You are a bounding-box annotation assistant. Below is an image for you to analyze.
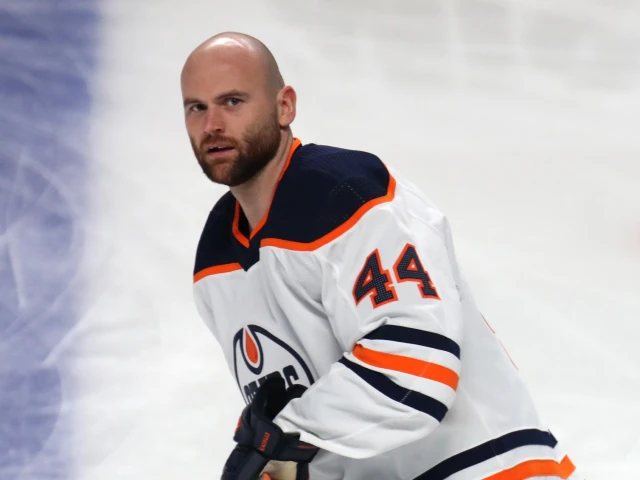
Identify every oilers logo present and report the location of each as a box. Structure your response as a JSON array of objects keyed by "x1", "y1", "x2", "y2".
[{"x1": 233, "y1": 325, "x2": 315, "y2": 404}]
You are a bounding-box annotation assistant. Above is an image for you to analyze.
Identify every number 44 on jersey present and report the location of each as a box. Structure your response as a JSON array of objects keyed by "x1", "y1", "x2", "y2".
[{"x1": 352, "y1": 243, "x2": 440, "y2": 308}]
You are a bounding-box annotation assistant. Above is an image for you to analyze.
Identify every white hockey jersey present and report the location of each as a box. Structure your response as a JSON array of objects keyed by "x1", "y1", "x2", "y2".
[{"x1": 192, "y1": 139, "x2": 578, "y2": 480}]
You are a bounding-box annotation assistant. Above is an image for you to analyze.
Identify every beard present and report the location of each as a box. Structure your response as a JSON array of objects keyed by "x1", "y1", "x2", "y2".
[{"x1": 191, "y1": 109, "x2": 282, "y2": 187}]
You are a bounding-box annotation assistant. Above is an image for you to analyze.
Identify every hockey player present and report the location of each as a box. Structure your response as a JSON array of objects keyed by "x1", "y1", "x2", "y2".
[{"x1": 181, "y1": 32, "x2": 579, "y2": 480}]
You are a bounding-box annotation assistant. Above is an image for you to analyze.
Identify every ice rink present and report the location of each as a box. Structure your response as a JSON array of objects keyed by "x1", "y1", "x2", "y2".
[{"x1": 1, "y1": 0, "x2": 639, "y2": 479}]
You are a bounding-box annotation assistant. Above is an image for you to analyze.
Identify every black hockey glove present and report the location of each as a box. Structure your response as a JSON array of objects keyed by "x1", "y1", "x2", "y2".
[{"x1": 221, "y1": 377, "x2": 319, "y2": 480}]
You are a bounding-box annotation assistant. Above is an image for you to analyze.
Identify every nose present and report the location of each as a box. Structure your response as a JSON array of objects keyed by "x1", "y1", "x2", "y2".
[{"x1": 203, "y1": 106, "x2": 224, "y2": 134}]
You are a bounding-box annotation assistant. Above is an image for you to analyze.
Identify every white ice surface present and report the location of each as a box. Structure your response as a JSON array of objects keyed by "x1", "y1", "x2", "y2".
[{"x1": 71, "y1": 1, "x2": 640, "y2": 478}]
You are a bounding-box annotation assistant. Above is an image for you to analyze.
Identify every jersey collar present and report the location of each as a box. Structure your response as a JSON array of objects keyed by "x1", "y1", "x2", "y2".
[{"x1": 232, "y1": 138, "x2": 302, "y2": 247}]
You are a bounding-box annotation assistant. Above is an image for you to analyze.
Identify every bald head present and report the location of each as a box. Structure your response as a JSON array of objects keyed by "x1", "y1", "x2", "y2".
[
  {"x1": 180, "y1": 32, "x2": 297, "y2": 188},
  {"x1": 182, "y1": 32, "x2": 284, "y2": 97}
]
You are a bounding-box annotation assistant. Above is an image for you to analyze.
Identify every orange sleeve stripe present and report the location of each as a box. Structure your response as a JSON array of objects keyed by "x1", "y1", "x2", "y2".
[
  {"x1": 260, "y1": 174, "x2": 397, "y2": 251},
  {"x1": 483, "y1": 455, "x2": 576, "y2": 480},
  {"x1": 193, "y1": 263, "x2": 243, "y2": 283},
  {"x1": 352, "y1": 344, "x2": 459, "y2": 391}
]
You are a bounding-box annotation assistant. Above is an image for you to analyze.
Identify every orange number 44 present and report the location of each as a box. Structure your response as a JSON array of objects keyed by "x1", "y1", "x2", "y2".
[{"x1": 352, "y1": 243, "x2": 440, "y2": 308}]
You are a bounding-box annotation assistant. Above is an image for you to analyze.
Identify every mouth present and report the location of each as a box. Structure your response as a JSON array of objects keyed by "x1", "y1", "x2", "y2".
[{"x1": 204, "y1": 145, "x2": 235, "y2": 157}]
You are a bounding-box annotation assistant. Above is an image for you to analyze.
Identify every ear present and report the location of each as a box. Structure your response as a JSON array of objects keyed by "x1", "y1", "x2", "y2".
[{"x1": 277, "y1": 86, "x2": 297, "y2": 129}]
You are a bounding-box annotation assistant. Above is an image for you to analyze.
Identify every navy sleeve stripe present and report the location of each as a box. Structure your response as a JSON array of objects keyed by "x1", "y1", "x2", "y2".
[
  {"x1": 414, "y1": 429, "x2": 558, "y2": 480},
  {"x1": 339, "y1": 357, "x2": 448, "y2": 422},
  {"x1": 364, "y1": 325, "x2": 461, "y2": 359}
]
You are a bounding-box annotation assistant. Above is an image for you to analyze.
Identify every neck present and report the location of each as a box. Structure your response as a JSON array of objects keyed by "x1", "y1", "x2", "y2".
[{"x1": 230, "y1": 132, "x2": 294, "y2": 231}]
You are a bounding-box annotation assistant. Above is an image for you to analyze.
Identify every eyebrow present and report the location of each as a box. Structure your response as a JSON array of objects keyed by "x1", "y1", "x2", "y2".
[
  {"x1": 183, "y1": 97, "x2": 202, "y2": 107},
  {"x1": 183, "y1": 90, "x2": 249, "y2": 107}
]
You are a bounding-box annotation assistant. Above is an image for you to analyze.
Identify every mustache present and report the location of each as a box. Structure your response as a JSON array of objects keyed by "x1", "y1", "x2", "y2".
[{"x1": 199, "y1": 134, "x2": 238, "y2": 150}]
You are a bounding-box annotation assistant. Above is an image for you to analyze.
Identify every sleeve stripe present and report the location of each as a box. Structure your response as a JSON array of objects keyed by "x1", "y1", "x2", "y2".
[
  {"x1": 364, "y1": 325, "x2": 461, "y2": 359},
  {"x1": 338, "y1": 357, "x2": 448, "y2": 421},
  {"x1": 352, "y1": 345, "x2": 459, "y2": 391}
]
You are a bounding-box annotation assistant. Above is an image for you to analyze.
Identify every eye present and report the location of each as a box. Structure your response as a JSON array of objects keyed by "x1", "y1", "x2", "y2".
[
  {"x1": 225, "y1": 97, "x2": 242, "y2": 107},
  {"x1": 189, "y1": 103, "x2": 206, "y2": 113}
]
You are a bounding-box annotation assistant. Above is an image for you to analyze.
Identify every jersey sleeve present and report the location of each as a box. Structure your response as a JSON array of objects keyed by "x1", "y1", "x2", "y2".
[{"x1": 273, "y1": 175, "x2": 464, "y2": 459}]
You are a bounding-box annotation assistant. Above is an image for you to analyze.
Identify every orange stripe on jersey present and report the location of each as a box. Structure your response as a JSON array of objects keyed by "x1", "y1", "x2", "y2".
[
  {"x1": 193, "y1": 263, "x2": 243, "y2": 283},
  {"x1": 260, "y1": 174, "x2": 397, "y2": 251},
  {"x1": 231, "y1": 138, "x2": 302, "y2": 247},
  {"x1": 232, "y1": 202, "x2": 250, "y2": 248},
  {"x1": 250, "y1": 137, "x2": 301, "y2": 240},
  {"x1": 352, "y1": 344, "x2": 459, "y2": 391},
  {"x1": 483, "y1": 455, "x2": 575, "y2": 480}
]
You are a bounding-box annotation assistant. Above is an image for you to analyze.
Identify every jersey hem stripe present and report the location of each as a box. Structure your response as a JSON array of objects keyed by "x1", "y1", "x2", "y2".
[
  {"x1": 483, "y1": 455, "x2": 576, "y2": 480},
  {"x1": 413, "y1": 428, "x2": 559, "y2": 480}
]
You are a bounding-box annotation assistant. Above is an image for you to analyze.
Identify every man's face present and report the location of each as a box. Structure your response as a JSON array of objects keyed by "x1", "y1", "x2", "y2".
[{"x1": 181, "y1": 50, "x2": 281, "y2": 187}]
